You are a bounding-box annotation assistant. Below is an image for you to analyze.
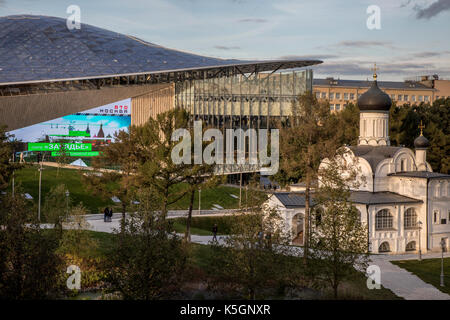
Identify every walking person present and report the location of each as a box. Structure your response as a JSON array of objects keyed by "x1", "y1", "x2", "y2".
[
  {"x1": 212, "y1": 223, "x2": 218, "y2": 243},
  {"x1": 258, "y1": 230, "x2": 264, "y2": 248},
  {"x1": 108, "y1": 207, "x2": 113, "y2": 222},
  {"x1": 265, "y1": 232, "x2": 272, "y2": 250},
  {"x1": 104, "y1": 207, "x2": 109, "y2": 222}
]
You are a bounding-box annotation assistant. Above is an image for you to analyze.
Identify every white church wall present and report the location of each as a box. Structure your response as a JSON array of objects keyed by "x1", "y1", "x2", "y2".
[
  {"x1": 264, "y1": 196, "x2": 305, "y2": 243},
  {"x1": 368, "y1": 203, "x2": 426, "y2": 254},
  {"x1": 374, "y1": 159, "x2": 391, "y2": 192},
  {"x1": 428, "y1": 179, "x2": 450, "y2": 251},
  {"x1": 392, "y1": 148, "x2": 417, "y2": 173}
]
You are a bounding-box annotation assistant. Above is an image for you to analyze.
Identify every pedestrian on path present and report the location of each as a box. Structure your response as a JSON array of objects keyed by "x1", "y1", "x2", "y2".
[
  {"x1": 104, "y1": 207, "x2": 109, "y2": 222},
  {"x1": 108, "y1": 207, "x2": 113, "y2": 222},
  {"x1": 265, "y1": 232, "x2": 272, "y2": 250},
  {"x1": 258, "y1": 231, "x2": 264, "y2": 248},
  {"x1": 212, "y1": 223, "x2": 218, "y2": 242}
]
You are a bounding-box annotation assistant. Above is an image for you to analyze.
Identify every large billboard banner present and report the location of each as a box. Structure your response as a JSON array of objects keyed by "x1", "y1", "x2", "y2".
[{"x1": 8, "y1": 98, "x2": 131, "y2": 143}]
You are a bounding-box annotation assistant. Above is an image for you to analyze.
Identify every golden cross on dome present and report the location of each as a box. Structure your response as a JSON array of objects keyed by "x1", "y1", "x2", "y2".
[
  {"x1": 371, "y1": 63, "x2": 378, "y2": 80},
  {"x1": 418, "y1": 120, "x2": 425, "y2": 135}
]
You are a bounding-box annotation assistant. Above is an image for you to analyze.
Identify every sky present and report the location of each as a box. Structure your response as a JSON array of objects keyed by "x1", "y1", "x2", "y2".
[{"x1": 1, "y1": 0, "x2": 450, "y2": 81}]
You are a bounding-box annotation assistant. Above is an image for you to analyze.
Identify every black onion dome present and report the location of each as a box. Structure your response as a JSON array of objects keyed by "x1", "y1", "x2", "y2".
[
  {"x1": 358, "y1": 80, "x2": 392, "y2": 112},
  {"x1": 414, "y1": 134, "x2": 430, "y2": 149}
]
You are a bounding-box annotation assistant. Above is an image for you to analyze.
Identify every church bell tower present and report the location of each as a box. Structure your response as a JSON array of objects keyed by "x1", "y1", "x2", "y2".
[{"x1": 357, "y1": 64, "x2": 392, "y2": 146}]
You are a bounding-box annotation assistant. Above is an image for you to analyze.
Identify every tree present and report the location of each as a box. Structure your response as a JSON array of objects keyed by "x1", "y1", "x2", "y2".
[
  {"x1": 184, "y1": 168, "x2": 222, "y2": 242},
  {"x1": 57, "y1": 203, "x2": 97, "y2": 258},
  {"x1": 207, "y1": 185, "x2": 302, "y2": 299},
  {"x1": 104, "y1": 188, "x2": 188, "y2": 300},
  {"x1": 182, "y1": 123, "x2": 222, "y2": 242},
  {"x1": 0, "y1": 126, "x2": 22, "y2": 192},
  {"x1": 335, "y1": 102, "x2": 359, "y2": 146},
  {"x1": 42, "y1": 184, "x2": 71, "y2": 237},
  {"x1": 275, "y1": 93, "x2": 342, "y2": 264},
  {"x1": 132, "y1": 108, "x2": 195, "y2": 219},
  {"x1": 83, "y1": 129, "x2": 137, "y2": 232},
  {"x1": 0, "y1": 191, "x2": 63, "y2": 299},
  {"x1": 309, "y1": 153, "x2": 368, "y2": 299},
  {"x1": 389, "y1": 99, "x2": 450, "y2": 173},
  {"x1": 54, "y1": 139, "x2": 71, "y2": 177}
]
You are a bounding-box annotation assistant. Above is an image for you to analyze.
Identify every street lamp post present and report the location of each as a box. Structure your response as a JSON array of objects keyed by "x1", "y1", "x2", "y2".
[
  {"x1": 65, "y1": 190, "x2": 70, "y2": 215},
  {"x1": 440, "y1": 238, "x2": 446, "y2": 287},
  {"x1": 418, "y1": 221, "x2": 422, "y2": 261},
  {"x1": 198, "y1": 188, "x2": 201, "y2": 215},
  {"x1": 38, "y1": 154, "x2": 45, "y2": 223}
]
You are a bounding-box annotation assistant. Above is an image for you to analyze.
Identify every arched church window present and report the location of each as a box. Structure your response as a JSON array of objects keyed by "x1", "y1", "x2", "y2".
[
  {"x1": 405, "y1": 241, "x2": 416, "y2": 251},
  {"x1": 404, "y1": 208, "x2": 417, "y2": 229},
  {"x1": 375, "y1": 209, "x2": 393, "y2": 230},
  {"x1": 379, "y1": 242, "x2": 390, "y2": 253}
]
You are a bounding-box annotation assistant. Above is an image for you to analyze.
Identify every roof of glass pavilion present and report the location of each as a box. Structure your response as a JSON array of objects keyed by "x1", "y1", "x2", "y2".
[{"x1": 0, "y1": 15, "x2": 322, "y2": 86}]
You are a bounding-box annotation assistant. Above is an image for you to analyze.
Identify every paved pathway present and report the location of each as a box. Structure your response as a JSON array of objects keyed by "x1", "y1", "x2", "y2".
[
  {"x1": 370, "y1": 255, "x2": 450, "y2": 300},
  {"x1": 85, "y1": 218, "x2": 450, "y2": 300}
]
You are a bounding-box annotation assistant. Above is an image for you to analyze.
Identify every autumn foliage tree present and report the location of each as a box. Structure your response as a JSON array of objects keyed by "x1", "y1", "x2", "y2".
[{"x1": 275, "y1": 93, "x2": 342, "y2": 263}]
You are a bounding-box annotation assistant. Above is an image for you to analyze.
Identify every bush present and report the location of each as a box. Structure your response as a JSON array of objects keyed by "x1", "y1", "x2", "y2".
[{"x1": 171, "y1": 215, "x2": 252, "y2": 235}]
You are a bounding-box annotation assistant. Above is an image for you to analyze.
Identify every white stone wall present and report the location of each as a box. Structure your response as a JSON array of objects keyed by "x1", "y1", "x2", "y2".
[
  {"x1": 369, "y1": 203, "x2": 425, "y2": 254},
  {"x1": 358, "y1": 111, "x2": 390, "y2": 146},
  {"x1": 428, "y1": 179, "x2": 450, "y2": 251}
]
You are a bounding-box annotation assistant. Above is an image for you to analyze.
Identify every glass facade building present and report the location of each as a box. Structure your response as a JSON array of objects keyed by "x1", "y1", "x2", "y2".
[
  {"x1": 175, "y1": 69, "x2": 313, "y2": 174},
  {"x1": 175, "y1": 69, "x2": 313, "y2": 130}
]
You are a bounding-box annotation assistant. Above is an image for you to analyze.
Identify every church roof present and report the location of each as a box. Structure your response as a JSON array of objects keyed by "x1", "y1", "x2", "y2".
[
  {"x1": 388, "y1": 172, "x2": 450, "y2": 179},
  {"x1": 273, "y1": 191, "x2": 423, "y2": 209},
  {"x1": 357, "y1": 80, "x2": 392, "y2": 112},
  {"x1": 272, "y1": 192, "x2": 315, "y2": 208},
  {"x1": 348, "y1": 145, "x2": 402, "y2": 172},
  {"x1": 349, "y1": 191, "x2": 422, "y2": 205},
  {"x1": 272, "y1": 191, "x2": 422, "y2": 208}
]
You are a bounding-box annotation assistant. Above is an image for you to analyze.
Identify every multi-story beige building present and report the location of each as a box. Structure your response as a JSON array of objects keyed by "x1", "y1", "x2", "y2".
[{"x1": 313, "y1": 75, "x2": 450, "y2": 111}]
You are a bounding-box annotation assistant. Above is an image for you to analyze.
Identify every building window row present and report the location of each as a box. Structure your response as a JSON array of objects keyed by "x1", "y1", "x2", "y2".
[
  {"x1": 330, "y1": 104, "x2": 341, "y2": 111},
  {"x1": 315, "y1": 90, "x2": 446, "y2": 104},
  {"x1": 316, "y1": 91, "x2": 359, "y2": 101},
  {"x1": 375, "y1": 208, "x2": 422, "y2": 230},
  {"x1": 433, "y1": 210, "x2": 449, "y2": 225}
]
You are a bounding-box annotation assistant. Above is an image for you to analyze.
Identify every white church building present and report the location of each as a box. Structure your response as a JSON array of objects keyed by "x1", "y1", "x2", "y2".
[{"x1": 268, "y1": 73, "x2": 450, "y2": 254}]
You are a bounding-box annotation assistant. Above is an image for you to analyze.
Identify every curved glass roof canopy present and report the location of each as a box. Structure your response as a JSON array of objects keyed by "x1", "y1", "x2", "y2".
[{"x1": 0, "y1": 15, "x2": 322, "y2": 86}]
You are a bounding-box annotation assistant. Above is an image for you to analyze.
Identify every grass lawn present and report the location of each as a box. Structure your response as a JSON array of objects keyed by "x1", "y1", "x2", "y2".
[
  {"x1": 11, "y1": 165, "x2": 241, "y2": 214},
  {"x1": 392, "y1": 257, "x2": 450, "y2": 295},
  {"x1": 13, "y1": 165, "x2": 114, "y2": 214}
]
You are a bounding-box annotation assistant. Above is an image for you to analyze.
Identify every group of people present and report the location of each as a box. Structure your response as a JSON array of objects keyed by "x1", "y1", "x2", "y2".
[{"x1": 104, "y1": 207, "x2": 113, "y2": 222}]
